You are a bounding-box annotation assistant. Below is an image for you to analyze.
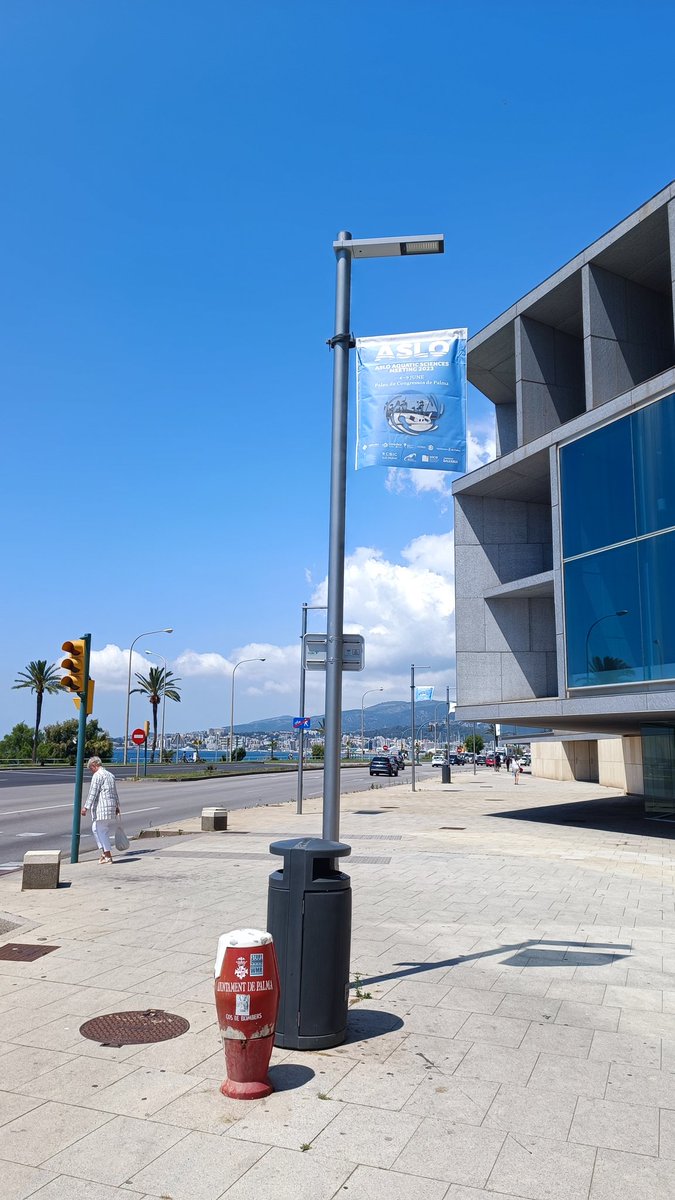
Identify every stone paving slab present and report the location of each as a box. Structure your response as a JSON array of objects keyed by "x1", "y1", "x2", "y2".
[{"x1": 0, "y1": 772, "x2": 674, "y2": 1197}]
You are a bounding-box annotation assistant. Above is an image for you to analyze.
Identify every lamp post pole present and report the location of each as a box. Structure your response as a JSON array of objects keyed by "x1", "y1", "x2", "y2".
[
  {"x1": 229, "y1": 658, "x2": 266, "y2": 764},
  {"x1": 322, "y1": 231, "x2": 444, "y2": 842},
  {"x1": 124, "y1": 627, "x2": 173, "y2": 764},
  {"x1": 361, "y1": 687, "x2": 383, "y2": 763},
  {"x1": 410, "y1": 663, "x2": 430, "y2": 793},
  {"x1": 297, "y1": 603, "x2": 327, "y2": 814},
  {"x1": 144, "y1": 650, "x2": 167, "y2": 764}
]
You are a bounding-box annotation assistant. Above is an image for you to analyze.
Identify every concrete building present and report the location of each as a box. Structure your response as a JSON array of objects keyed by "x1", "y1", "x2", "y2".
[{"x1": 453, "y1": 183, "x2": 675, "y2": 814}]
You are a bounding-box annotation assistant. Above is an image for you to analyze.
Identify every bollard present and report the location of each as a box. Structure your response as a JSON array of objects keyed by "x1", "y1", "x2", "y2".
[
  {"x1": 214, "y1": 928, "x2": 280, "y2": 1100},
  {"x1": 22, "y1": 850, "x2": 61, "y2": 890},
  {"x1": 202, "y1": 807, "x2": 228, "y2": 832}
]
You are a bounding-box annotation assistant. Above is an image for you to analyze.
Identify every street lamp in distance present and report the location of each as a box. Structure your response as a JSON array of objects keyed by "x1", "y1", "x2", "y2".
[
  {"x1": 360, "y1": 687, "x2": 384, "y2": 761},
  {"x1": 229, "y1": 657, "x2": 266, "y2": 763},
  {"x1": 124, "y1": 628, "x2": 173, "y2": 765}
]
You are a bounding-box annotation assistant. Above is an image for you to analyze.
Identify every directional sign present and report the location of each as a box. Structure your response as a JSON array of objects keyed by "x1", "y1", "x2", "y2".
[
  {"x1": 131, "y1": 728, "x2": 147, "y2": 746},
  {"x1": 303, "y1": 633, "x2": 365, "y2": 672},
  {"x1": 293, "y1": 717, "x2": 311, "y2": 729}
]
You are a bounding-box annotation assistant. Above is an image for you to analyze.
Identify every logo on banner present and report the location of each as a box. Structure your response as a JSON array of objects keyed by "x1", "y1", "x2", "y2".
[{"x1": 415, "y1": 686, "x2": 434, "y2": 701}]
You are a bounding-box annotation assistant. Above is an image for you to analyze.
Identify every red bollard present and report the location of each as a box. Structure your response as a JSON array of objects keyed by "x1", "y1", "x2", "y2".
[{"x1": 214, "y1": 928, "x2": 280, "y2": 1100}]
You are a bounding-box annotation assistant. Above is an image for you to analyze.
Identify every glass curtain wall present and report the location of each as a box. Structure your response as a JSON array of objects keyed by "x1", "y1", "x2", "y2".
[{"x1": 561, "y1": 392, "x2": 675, "y2": 688}]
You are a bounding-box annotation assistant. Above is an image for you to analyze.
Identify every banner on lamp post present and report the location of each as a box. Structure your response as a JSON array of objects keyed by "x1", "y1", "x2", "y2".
[
  {"x1": 355, "y1": 328, "x2": 467, "y2": 473},
  {"x1": 415, "y1": 686, "x2": 434, "y2": 701}
]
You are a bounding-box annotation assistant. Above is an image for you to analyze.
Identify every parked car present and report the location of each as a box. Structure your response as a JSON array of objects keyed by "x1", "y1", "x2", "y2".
[
  {"x1": 485, "y1": 754, "x2": 495, "y2": 767},
  {"x1": 476, "y1": 755, "x2": 486, "y2": 765},
  {"x1": 431, "y1": 753, "x2": 446, "y2": 767},
  {"x1": 394, "y1": 753, "x2": 406, "y2": 769},
  {"x1": 447, "y1": 753, "x2": 459, "y2": 765},
  {"x1": 369, "y1": 755, "x2": 398, "y2": 777},
  {"x1": 518, "y1": 755, "x2": 531, "y2": 769}
]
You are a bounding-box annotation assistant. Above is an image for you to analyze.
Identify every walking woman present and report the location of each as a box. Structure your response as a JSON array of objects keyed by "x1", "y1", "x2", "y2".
[{"x1": 81, "y1": 756, "x2": 120, "y2": 863}]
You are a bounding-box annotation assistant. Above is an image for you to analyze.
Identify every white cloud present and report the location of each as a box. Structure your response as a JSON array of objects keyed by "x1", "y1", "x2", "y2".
[
  {"x1": 88, "y1": 531, "x2": 456, "y2": 723},
  {"x1": 384, "y1": 427, "x2": 496, "y2": 505}
]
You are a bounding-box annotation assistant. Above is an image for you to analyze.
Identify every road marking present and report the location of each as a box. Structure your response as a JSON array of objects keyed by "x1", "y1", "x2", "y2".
[
  {"x1": 16, "y1": 833, "x2": 46, "y2": 838},
  {"x1": 120, "y1": 807, "x2": 162, "y2": 815},
  {"x1": 0, "y1": 804, "x2": 72, "y2": 815}
]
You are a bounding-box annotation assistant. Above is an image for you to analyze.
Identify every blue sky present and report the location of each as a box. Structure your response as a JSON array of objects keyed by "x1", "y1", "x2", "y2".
[{"x1": 2, "y1": 0, "x2": 674, "y2": 738}]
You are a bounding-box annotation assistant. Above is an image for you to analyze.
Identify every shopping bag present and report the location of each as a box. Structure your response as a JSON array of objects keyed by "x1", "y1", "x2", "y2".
[{"x1": 114, "y1": 821, "x2": 130, "y2": 852}]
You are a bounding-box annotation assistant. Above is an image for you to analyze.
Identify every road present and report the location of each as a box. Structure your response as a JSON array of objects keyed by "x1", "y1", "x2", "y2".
[{"x1": 0, "y1": 763, "x2": 436, "y2": 870}]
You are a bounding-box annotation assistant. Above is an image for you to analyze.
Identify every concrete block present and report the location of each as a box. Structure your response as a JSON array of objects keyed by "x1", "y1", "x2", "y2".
[
  {"x1": 527, "y1": 501, "x2": 553, "y2": 546},
  {"x1": 457, "y1": 652, "x2": 503, "y2": 705},
  {"x1": 529, "y1": 597, "x2": 556, "y2": 651},
  {"x1": 486, "y1": 599, "x2": 530, "y2": 652},
  {"x1": 455, "y1": 598, "x2": 487, "y2": 652},
  {"x1": 498, "y1": 542, "x2": 545, "y2": 584},
  {"x1": 201, "y1": 808, "x2": 228, "y2": 832},
  {"x1": 454, "y1": 543, "x2": 500, "y2": 599},
  {"x1": 484, "y1": 497, "x2": 528, "y2": 544},
  {"x1": 22, "y1": 850, "x2": 60, "y2": 890},
  {"x1": 501, "y1": 652, "x2": 548, "y2": 701},
  {"x1": 454, "y1": 495, "x2": 484, "y2": 545},
  {"x1": 496, "y1": 401, "x2": 518, "y2": 455}
]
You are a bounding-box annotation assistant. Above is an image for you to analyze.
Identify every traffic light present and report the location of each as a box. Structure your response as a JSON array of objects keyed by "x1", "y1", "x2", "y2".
[
  {"x1": 73, "y1": 679, "x2": 95, "y2": 715},
  {"x1": 61, "y1": 639, "x2": 86, "y2": 694}
]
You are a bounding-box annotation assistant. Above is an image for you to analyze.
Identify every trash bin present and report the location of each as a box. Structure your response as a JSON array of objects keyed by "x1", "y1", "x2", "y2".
[
  {"x1": 441, "y1": 763, "x2": 451, "y2": 784},
  {"x1": 267, "y1": 837, "x2": 351, "y2": 1050}
]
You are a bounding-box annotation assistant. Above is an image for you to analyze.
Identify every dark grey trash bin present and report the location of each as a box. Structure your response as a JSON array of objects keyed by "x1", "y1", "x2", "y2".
[
  {"x1": 441, "y1": 763, "x2": 451, "y2": 783},
  {"x1": 267, "y1": 837, "x2": 351, "y2": 1050}
]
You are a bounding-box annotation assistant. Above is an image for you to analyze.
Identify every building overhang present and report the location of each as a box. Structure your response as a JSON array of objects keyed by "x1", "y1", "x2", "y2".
[{"x1": 455, "y1": 692, "x2": 675, "y2": 738}]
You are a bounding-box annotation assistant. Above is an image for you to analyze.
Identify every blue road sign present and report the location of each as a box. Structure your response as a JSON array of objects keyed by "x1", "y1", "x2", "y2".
[{"x1": 293, "y1": 717, "x2": 311, "y2": 729}]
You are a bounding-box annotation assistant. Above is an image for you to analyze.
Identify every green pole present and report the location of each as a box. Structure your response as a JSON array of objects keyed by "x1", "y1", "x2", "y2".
[{"x1": 70, "y1": 633, "x2": 91, "y2": 864}]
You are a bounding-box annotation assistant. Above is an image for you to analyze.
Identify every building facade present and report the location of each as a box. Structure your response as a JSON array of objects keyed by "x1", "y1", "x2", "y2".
[{"x1": 452, "y1": 183, "x2": 675, "y2": 814}]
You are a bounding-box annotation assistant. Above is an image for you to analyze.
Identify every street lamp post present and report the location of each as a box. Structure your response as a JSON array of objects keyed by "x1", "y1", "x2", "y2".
[
  {"x1": 123, "y1": 627, "x2": 173, "y2": 764},
  {"x1": 323, "y1": 231, "x2": 444, "y2": 842},
  {"x1": 229, "y1": 657, "x2": 266, "y2": 764},
  {"x1": 410, "y1": 663, "x2": 430, "y2": 794},
  {"x1": 297, "y1": 603, "x2": 327, "y2": 815},
  {"x1": 584, "y1": 610, "x2": 629, "y2": 682},
  {"x1": 361, "y1": 688, "x2": 383, "y2": 762},
  {"x1": 144, "y1": 650, "x2": 167, "y2": 764}
]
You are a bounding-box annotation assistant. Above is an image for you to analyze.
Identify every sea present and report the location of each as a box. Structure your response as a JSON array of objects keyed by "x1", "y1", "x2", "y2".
[{"x1": 111, "y1": 748, "x2": 295, "y2": 764}]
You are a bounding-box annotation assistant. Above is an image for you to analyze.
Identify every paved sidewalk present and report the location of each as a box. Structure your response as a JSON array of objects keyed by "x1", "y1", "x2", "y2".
[{"x1": 0, "y1": 770, "x2": 674, "y2": 1199}]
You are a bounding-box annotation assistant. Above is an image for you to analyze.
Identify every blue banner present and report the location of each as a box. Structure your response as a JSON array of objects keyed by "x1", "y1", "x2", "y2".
[
  {"x1": 356, "y1": 329, "x2": 467, "y2": 472},
  {"x1": 415, "y1": 686, "x2": 434, "y2": 701}
]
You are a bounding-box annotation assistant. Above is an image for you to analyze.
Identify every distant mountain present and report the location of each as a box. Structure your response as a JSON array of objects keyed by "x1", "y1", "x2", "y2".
[{"x1": 234, "y1": 700, "x2": 492, "y2": 741}]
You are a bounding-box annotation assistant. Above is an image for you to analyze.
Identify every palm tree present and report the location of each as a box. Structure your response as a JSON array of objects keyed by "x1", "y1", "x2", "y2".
[
  {"x1": 131, "y1": 666, "x2": 181, "y2": 762},
  {"x1": 12, "y1": 660, "x2": 62, "y2": 762},
  {"x1": 589, "y1": 655, "x2": 632, "y2": 680}
]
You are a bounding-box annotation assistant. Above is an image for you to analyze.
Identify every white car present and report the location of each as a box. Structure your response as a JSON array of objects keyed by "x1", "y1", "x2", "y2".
[{"x1": 431, "y1": 753, "x2": 446, "y2": 767}]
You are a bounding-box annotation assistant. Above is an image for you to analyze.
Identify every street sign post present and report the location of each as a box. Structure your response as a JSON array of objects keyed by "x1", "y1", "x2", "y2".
[
  {"x1": 303, "y1": 634, "x2": 365, "y2": 672},
  {"x1": 293, "y1": 717, "x2": 311, "y2": 729},
  {"x1": 131, "y1": 728, "x2": 146, "y2": 778}
]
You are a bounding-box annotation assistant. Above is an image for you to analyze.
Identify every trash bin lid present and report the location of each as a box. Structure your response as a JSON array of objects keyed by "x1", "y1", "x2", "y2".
[{"x1": 269, "y1": 837, "x2": 351, "y2": 858}]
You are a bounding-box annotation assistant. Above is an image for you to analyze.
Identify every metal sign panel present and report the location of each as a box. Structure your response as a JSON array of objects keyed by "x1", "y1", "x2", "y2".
[
  {"x1": 293, "y1": 717, "x2": 311, "y2": 729},
  {"x1": 303, "y1": 633, "x2": 365, "y2": 671}
]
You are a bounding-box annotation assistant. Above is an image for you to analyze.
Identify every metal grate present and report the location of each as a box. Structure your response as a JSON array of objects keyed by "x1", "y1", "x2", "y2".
[
  {"x1": 80, "y1": 1009, "x2": 190, "y2": 1046},
  {"x1": 0, "y1": 943, "x2": 59, "y2": 961}
]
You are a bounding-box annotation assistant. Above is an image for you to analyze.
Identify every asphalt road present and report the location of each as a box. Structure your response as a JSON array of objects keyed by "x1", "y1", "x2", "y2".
[{"x1": 0, "y1": 763, "x2": 435, "y2": 870}]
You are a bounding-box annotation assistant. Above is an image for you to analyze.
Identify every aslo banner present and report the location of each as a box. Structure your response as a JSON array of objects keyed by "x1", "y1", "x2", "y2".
[
  {"x1": 415, "y1": 686, "x2": 434, "y2": 701},
  {"x1": 355, "y1": 329, "x2": 467, "y2": 472}
]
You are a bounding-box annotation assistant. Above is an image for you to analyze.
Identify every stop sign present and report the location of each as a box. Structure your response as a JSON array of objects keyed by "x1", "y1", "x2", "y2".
[{"x1": 131, "y1": 728, "x2": 146, "y2": 746}]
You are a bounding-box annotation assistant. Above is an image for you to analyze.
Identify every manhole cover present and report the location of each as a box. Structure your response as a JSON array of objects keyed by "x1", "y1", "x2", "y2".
[
  {"x1": 0, "y1": 943, "x2": 59, "y2": 961},
  {"x1": 79, "y1": 1009, "x2": 190, "y2": 1046}
]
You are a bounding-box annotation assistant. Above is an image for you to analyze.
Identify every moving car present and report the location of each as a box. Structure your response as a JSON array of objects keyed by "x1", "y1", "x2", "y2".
[
  {"x1": 431, "y1": 753, "x2": 446, "y2": 767},
  {"x1": 369, "y1": 755, "x2": 398, "y2": 777}
]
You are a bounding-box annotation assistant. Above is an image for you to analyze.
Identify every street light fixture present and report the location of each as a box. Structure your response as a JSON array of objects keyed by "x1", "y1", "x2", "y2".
[
  {"x1": 123, "y1": 628, "x2": 173, "y2": 764},
  {"x1": 323, "y1": 230, "x2": 444, "y2": 841},
  {"x1": 229, "y1": 657, "x2": 266, "y2": 763},
  {"x1": 584, "y1": 610, "x2": 629, "y2": 682},
  {"x1": 361, "y1": 687, "x2": 384, "y2": 761},
  {"x1": 144, "y1": 650, "x2": 167, "y2": 765}
]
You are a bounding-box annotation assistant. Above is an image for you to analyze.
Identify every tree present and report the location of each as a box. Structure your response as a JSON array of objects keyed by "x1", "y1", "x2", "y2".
[
  {"x1": 12, "y1": 659, "x2": 62, "y2": 763},
  {"x1": 0, "y1": 722, "x2": 37, "y2": 761},
  {"x1": 131, "y1": 667, "x2": 181, "y2": 762},
  {"x1": 40, "y1": 718, "x2": 112, "y2": 765},
  {"x1": 589, "y1": 655, "x2": 632, "y2": 678},
  {"x1": 311, "y1": 743, "x2": 324, "y2": 760},
  {"x1": 232, "y1": 746, "x2": 246, "y2": 762},
  {"x1": 268, "y1": 737, "x2": 277, "y2": 761},
  {"x1": 465, "y1": 733, "x2": 484, "y2": 754}
]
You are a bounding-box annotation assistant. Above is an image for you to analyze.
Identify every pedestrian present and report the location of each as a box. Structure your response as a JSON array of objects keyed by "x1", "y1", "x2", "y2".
[
  {"x1": 505, "y1": 755, "x2": 512, "y2": 772},
  {"x1": 81, "y1": 756, "x2": 121, "y2": 863},
  {"x1": 510, "y1": 756, "x2": 521, "y2": 785},
  {"x1": 495, "y1": 753, "x2": 502, "y2": 771}
]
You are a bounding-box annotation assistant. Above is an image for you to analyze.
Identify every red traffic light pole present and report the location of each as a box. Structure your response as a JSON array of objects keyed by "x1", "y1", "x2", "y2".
[{"x1": 62, "y1": 634, "x2": 91, "y2": 864}]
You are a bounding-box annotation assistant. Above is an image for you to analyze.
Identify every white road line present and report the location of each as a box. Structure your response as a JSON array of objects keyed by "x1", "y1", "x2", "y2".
[
  {"x1": 119, "y1": 807, "x2": 162, "y2": 815},
  {"x1": 0, "y1": 804, "x2": 72, "y2": 815},
  {"x1": 16, "y1": 833, "x2": 46, "y2": 838}
]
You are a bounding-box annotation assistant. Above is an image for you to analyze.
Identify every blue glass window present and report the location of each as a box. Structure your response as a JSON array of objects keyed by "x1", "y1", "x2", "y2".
[
  {"x1": 563, "y1": 544, "x2": 642, "y2": 688},
  {"x1": 560, "y1": 416, "x2": 635, "y2": 558},
  {"x1": 639, "y1": 531, "x2": 675, "y2": 681},
  {"x1": 633, "y1": 392, "x2": 675, "y2": 536}
]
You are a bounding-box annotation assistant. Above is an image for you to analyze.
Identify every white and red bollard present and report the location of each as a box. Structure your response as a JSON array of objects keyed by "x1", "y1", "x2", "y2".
[{"x1": 214, "y1": 928, "x2": 280, "y2": 1100}]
